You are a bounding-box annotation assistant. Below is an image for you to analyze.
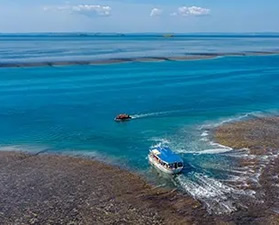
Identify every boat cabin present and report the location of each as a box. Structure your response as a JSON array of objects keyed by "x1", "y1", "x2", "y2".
[{"x1": 149, "y1": 147, "x2": 183, "y2": 173}]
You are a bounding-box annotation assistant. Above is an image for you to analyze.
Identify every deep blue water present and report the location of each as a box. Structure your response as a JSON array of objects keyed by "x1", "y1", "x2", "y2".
[
  {"x1": 1, "y1": 55, "x2": 279, "y2": 161},
  {"x1": 0, "y1": 35, "x2": 279, "y2": 213}
]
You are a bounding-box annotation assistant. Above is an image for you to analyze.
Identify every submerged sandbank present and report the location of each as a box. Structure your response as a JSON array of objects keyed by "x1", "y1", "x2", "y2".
[
  {"x1": 1, "y1": 51, "x2": 279, "y2": 68},
  {"x1": 0, "y1": 151, "x2": 214, "y2": 225}
]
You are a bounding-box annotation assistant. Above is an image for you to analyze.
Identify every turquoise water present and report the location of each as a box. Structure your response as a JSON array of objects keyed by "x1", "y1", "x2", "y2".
[{"x1": 1, "y1": 35, "x2": 279, "y2": 213}]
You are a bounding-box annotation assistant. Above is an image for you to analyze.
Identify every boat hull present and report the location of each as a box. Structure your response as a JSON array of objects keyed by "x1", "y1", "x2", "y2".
[
  {"x1": 148, "y1": 154, "x2": 183, "y2": 174},
  {"x1": 114, "y1": 118, "x2": 131, "y2": 122}
]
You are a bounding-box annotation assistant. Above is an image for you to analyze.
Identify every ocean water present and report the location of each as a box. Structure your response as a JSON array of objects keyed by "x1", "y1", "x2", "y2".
[
  {"x1": 1, "y1": 34, "x2": 279, "y2": 63},
  {"x1": 1, "y1": 34, "x2": 279, "y2": 214}
]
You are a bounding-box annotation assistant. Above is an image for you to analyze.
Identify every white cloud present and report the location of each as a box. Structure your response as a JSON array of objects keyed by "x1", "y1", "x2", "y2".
[
  {"x1": 172, "y1": 6, "x2": 210, "y2": 17},
  {"x1": 150, "y1": 8, "x2": 162, "y2": 17},
  {"x1": 44, "y1": 4, "x2": 111, "y2": 17},
  {"x1": 72, "y1": 5, "x2": 111, "y2": 16}
]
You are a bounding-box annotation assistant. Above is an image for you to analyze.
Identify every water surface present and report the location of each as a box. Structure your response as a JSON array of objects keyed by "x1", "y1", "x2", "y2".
[{"x1": 1, "y1": 34, "x2": 279, "y2": 213}]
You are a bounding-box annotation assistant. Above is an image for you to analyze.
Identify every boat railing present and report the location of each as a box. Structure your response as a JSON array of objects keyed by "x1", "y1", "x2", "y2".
[{"x1": 150, "y1": 152, "x2": 183, "y2": 170}]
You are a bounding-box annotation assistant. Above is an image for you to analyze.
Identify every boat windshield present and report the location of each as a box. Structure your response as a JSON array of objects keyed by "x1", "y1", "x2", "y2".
[{"x1": 165, "y1": 162, "x2": 183, "y2": 169}]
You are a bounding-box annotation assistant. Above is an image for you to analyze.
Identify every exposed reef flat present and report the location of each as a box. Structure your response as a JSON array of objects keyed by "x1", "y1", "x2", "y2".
[
  {"x1": 215, "y1": 116, "x2": 279, "y2": 154},
  {"x1": 1, "y1": 51, "x2": 279, "y2": 68},
  {"x1": 214, "y1": 116, "x2": 279, "y2": 225},
  {"x1": 0, "y1": 151, "x2": 214, "y2": 225}
]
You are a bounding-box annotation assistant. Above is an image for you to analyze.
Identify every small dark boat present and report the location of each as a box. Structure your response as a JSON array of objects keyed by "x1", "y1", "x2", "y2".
[{"x1": 114, "y1": 114, "x2": 132, "y2": 122}]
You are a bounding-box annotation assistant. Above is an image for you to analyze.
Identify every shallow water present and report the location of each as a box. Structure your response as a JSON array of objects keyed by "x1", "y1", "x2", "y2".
[
  {"x1": 1, "y1": 35, "x2": 279, "y2": 213},
  {"x1": 1, "y1": 34, "x2": 279, "y2": 63}
]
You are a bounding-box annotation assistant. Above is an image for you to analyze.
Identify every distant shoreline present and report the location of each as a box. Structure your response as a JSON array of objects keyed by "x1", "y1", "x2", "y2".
[
  {"x1": 1, "y1": 33, "x2": 279, "y2": 37},
  {"x1": 1, "y1": 51, "x2": 279, "y2": 68}
]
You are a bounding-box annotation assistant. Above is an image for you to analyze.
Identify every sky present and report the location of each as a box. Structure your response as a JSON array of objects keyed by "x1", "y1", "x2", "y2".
[{"x1": 0, "y1": 0, "x2": 278, "y2": 33}]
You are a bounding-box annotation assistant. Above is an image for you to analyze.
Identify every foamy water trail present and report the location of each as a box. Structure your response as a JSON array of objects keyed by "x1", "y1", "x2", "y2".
[
  {"x1": 148, "y1": 113, "x2": 268, "y2": 214},
  {"x1": 199, "y1": 111, "x2": 279, "y2": 183},
  {"x1": 150, "y1": 137, "x2": 242, "y2": 214},
  {"x1": 194, "y1": 148, "x2": 233, "y2": 154},
  {"x1": 131, "y1": 112, "x2": 165, "y2": 119},
  {"x1": 131, "y1": 111, "x2": 177, "y2": 119},
  {"x1": 201, "y1": 131, "x2": 209, "y2": 137},
  {"x1": 131, "y1": 109, "x2": 190, "y2": 119},
  {"x1": 176, "y1": 171, "x2": 258, "y2": 214},
  {"x1": 188, "y1": 111, "x2": 279, "y2": 214},
  {"x1": 175, "y1": 172, "x2": 238, "y2": 214},
  {"x1": 149, "y1": 137, "x2": 170, "y2": 146},
  {"x1": 199, "y1": 111, "x2": 263, "y2": 130},
  {"x1": 201, "y1": 110, "x2": 279, "y2": 131}
]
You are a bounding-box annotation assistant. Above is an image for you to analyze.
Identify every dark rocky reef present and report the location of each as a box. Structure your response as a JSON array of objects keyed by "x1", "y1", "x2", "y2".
[
  {"x1": 214, "y1": 116, "x2": 279, "y2": 225},
  {"x1": 215, "y1": 116, "x2": 279, "y2": 153},
  {"x1": 0, "y1": 151, "x2": 214, "y2": 225}
]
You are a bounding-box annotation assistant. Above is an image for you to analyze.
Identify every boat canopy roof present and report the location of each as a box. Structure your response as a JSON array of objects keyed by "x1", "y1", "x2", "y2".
[{"x1": 150, "y1": 147, "x2": 183, "y2": 164}]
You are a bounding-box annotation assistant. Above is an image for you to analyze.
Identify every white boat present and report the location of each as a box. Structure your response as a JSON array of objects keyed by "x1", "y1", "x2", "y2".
[{"x1": 148, "y1": 147, "x2": 184, "y2": 174}]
